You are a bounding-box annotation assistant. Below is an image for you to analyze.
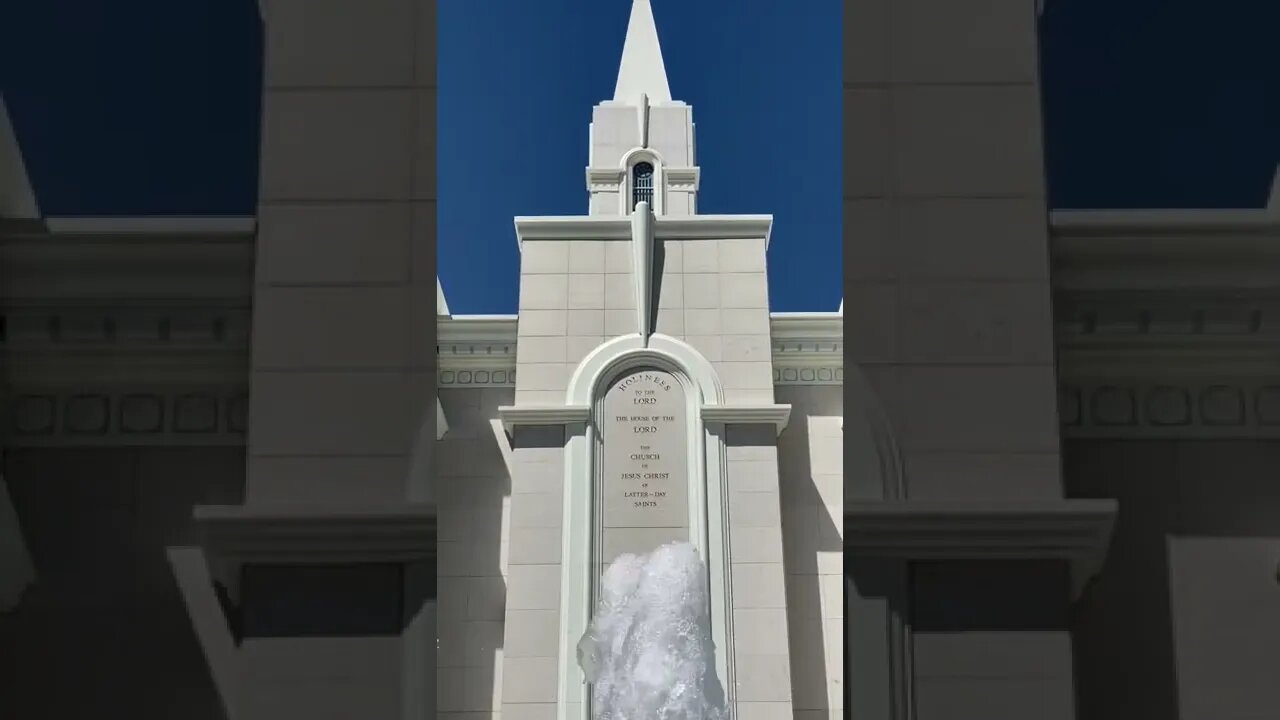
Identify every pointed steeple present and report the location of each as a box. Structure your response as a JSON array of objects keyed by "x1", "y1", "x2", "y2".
[{"x1": 613, "y1": 0, "x2": 672, "y2": 105}]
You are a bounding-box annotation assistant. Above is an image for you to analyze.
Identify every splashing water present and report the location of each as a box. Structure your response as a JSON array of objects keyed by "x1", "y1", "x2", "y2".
[{"x1": 576, "y1": 542, "x2": 726, "y2": 720}]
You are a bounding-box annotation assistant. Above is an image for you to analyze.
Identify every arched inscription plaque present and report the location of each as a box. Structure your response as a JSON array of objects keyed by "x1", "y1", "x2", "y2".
[{"x1": 597, "y1": 368, "x2": 690, "y2": 572}]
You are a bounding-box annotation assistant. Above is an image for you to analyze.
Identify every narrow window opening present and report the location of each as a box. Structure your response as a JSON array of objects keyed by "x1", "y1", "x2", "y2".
[{"x1": 632, "y1": 162, "x2": 654, "y2": 210}]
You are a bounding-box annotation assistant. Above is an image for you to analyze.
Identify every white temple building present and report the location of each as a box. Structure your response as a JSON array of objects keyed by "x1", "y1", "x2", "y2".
[
  {"x1": 4, "y1": 1, "x2": 1280, "y2": 719},
  {"x1": 435, "y1": 0, "x2": 843, "y2": 715}
]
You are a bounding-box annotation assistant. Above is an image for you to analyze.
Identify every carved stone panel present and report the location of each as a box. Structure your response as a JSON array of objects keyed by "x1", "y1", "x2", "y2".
[{"x1": 597, "y1": 368, "x2": 690, "y2": 570}]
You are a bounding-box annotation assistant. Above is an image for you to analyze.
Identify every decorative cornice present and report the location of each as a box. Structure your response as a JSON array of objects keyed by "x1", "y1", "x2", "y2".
[
  {"x1": 654, "y1": 215, "x2": 772, "y2": 243},
  {"x1": 701, "y1": 404, "x2": 792, "y2": 434},
  {"x1": 1, "y1": 303, "x2": 253, "y2": 347},
  {"x1": 844, "y1": 498, "x2": 1118, "y2": 598},
  {"x1": 1050, "y1": 209, "x2": 1278, "y2": 236},
  {"x1": 436, "y1": 314, "x2": 844, "y2": 384},
  {"x1": 1050, "y1": 208, "x2": 1280, "y2": 290},
  {"x1": 767, "y1": 312, "x2": 842, "y2": 338},
  {"x1": 515, "y1": 217, "x2": 632, "y2": 244},
  {"x1": 41, "y1": 217, "x2": 257, "y2": 234},
  {"x1": 586, "y1": 167, "x2": 627, "y2": 192},
  {"x1": 495, "y1": 403, "x2": 791, "y2": 434},
  {"x1": 436, "y1": 315, "x2": 517, "y2": 377},
  {"x1": 6, "y1": 212, "x2": 1279, "y2": 443},
  {"x1": 1055, "y1": 290, "x2": 1279, "y2": 337},
  {"x1": 664, "y1": 167, "x2": 700, "y2": 191},
  {"x1": 772, "y1": 366, "x2": 843, "y2": 385},
  {"x1": 514, "y1": 214, "x2": 773, "y2": 248},
  {"x1": 0, "y1": 224, "x2": 255, "y2": 301},
  {"x1": 768, "y1": 312, "x2": 842, "y2": 377},
  {"x1": 439, "y1": 367, "x2": 517, "y2": 388},
  {"x1": 195, "y1": 503, "x2": 437, "y2": 563},
  {"x1": 1055, "y1": 289, "x2": 1280, "y2": 380},
  {"x1": 1059, "y1": 344, "x2": 1280, "y2": 380}
]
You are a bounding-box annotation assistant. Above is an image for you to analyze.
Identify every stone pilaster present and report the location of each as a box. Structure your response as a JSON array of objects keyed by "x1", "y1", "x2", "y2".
[
  {"x1": 195, "y1": 1, "x2": 439, "y2": 718},
  {"x1": 843, "y1": 1, "x2": 1110, "y2": 718}
]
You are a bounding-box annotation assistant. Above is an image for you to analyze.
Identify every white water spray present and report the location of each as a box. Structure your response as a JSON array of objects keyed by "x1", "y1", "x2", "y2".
[{"x1": 576, "y1": 541, "x2": 726, "y2": 720}]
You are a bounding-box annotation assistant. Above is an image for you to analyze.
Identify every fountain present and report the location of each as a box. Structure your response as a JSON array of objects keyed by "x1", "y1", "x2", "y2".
[{"x1": 576, "y1": 542, "x2": 727, "y2": 720}]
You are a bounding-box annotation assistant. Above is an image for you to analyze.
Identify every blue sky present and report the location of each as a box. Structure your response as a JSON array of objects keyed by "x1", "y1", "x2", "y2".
[
  {"x1": 1039, "y1": 0, "x2": 1277, "y2": 210},
  {"x1": 439, "y1": 0, "x2": 843, "y2": 313},
  {"x1": 2, "y1": 1, "x2": 1277, "y2": 313}
]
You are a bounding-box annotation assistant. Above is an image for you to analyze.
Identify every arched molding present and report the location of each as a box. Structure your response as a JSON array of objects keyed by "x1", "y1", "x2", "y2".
[
  {"x1": 844, "y1": 363, "x2": 905, "y2": 501},
  {"x1": 565, "y1": 332, "x2": 723, "y2": 407},
  {"x1": 618, "y1": 147, "x2": 666, "y2": 216},
  {"x1": 557, "y1": 332, "x2": 734, "y2": 719},
  {"x1": 842, "y1": 363, "x2": 909, "y2": 720}
]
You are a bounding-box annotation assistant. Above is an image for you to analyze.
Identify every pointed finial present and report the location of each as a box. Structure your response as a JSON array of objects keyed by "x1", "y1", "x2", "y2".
[
  {"x1": 613, "y1": 0, "x2": 672, "y2": 105},
  {"x1": 1268, "y1": 163, "x2": 1280, "y2": 214},
  {"x1": 436, "y1": 277, "x2": 450, "y2": 317}
]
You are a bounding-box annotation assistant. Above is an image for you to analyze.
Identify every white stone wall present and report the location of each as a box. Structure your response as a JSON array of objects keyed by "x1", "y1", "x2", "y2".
[
  {"x1": 724, "y1": 423, "x2": 796, "y2": 716},
  {"x1": 436, "y1": 375, "x2": 842, "y2": 719},
  {"x1": 502, "y1": 425, "x2": 570, "y2": 719},
  {"x1": 647, "y1": 105, "x2": 693, "y2": 167},
  {"x1": 663, "y1": 237, "x2": 776, "y2": 406},
  {"x1": 514, "y1": 239, "x2": 640, "y2": 404},
  {"x1": 436, "y1": 387, "x2": 513, "y2": 718},
  {"x1": 777, "y1": 384, "x2": 845, "y2": 720},
  {"x1": 513, "y1": 233, "x2": 774, "y2": 407},
  {"x1": 590, "y1": 105, "x2": 643, "y2": 181},
  {"x1": 505, "y1": 224, "x2": 797, "y2": 715},
  {"x1": 248, "y1": 0, "x2": 437, "y2": 508}
]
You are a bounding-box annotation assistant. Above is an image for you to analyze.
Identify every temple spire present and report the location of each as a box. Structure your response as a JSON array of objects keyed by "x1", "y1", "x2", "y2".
[{"x1": 613, "y1": 0, "x2": 672, "y2": 105}]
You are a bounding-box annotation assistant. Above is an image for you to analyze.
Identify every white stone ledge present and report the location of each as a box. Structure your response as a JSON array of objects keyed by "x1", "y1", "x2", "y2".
[
  {"x1": 844, "y1": 499, "x2": 1117, "y2": 598},
  {"x1": 1051, "y1": 209, "x2": 1280, "y2": 289},
  {"x1": 1051, "y1": 208, "x2": 1278, "y2": 236},
  {"x1": 495, "y1": 403, "x2": 792, "y2": 434},
  {"x1": 497, "y1": 405, "x2": 591, "y2": 434},
  {"x1": 42, "y1": 216, "x2": 257, "y2": 235},
  {"x1": 701, "y1": 404, "x2": 792, "y2": 434},
  {"x1": 514, "y1": 214, "x2": 772, "y2": 247},
  {"x1": 195, "y1": 503, "x2": 437, "y2": 563}
]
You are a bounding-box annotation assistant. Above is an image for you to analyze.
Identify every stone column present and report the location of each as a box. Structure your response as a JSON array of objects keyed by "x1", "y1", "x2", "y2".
[
  {"x1": 501, "y1": 424, "x2": 570, "y2": 719},
  {"x1": 207, "y1": 0, "x2": 438, "y2": 717},
  {"x1": 724, "y1": 423, "x2": 796, "y2": 716},
  {"x1": 249, "y1": 0, "x2": 435, "y2": 506},
  {"x1": 846, "y1": 0, "x2": 1060, "y2": 496},
  {"x1": 843, "y1": 1, "x2": 1103, "y2": 718}
]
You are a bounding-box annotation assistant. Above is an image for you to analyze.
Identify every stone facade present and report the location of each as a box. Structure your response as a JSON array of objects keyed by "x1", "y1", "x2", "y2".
[
  {"x1": 2, "y1": 1, "x2": 1279, "y2": 720},
  {"x1": 436, "y1": 3, "x2": 843, "y2": 714}
]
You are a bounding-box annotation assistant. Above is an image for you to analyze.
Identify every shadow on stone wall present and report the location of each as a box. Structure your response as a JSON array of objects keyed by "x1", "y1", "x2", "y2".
[
  {"x1": 435, "y1": 387, "x2": 512, "y2": 712},
  {"x1": 776, "y1": 390, "x2": 843, "y2": 716},
  {"x1": 1065, "y1": 439, "x2": 1280, "y2": 720},
  {"x1": 0, "y1": 447, "x2": 243, "y2": 719}
]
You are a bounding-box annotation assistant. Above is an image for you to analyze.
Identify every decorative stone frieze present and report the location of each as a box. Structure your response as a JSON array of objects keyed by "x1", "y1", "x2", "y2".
[
  {"x1": 4, "y1": 386, "x2": 249, "y2": 446},
  {"x1": 1059, "y1": 380, "x2": 1280, "y2": 438}
]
